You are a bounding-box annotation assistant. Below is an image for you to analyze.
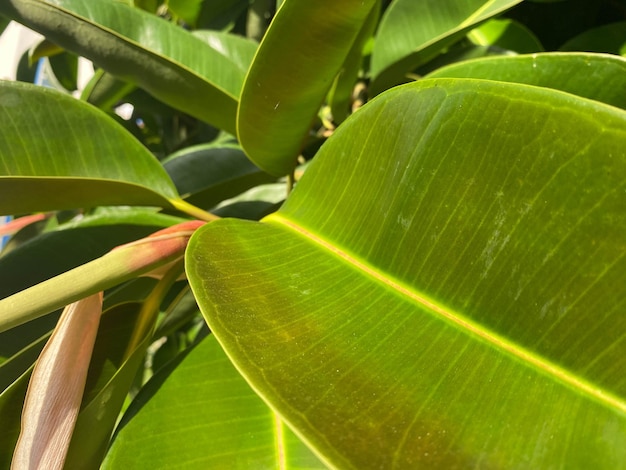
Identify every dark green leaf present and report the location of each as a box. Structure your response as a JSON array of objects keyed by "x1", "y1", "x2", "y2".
[
  {"x1": 0, "y1": 0, "x2": 248, "y2": 133},
  {"x1": 560, "y1": 22, "x2": 626, "y2": 55},
  {"x1": 163, "y1": 144, "x2": 276, "y2": 209}
]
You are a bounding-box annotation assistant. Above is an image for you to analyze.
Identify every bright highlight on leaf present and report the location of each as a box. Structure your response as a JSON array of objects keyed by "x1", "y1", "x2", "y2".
[{"x1": 12, "y1": 293, "x2": 103, "y2": 470}]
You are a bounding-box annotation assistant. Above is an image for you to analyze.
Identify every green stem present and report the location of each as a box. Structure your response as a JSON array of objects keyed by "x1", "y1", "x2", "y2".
[
  {"x1": 123, "y1": 259, "x2": 185, "y2": 361},
  {"x1": 287, "y1": 169, "x2": 295, "y2": 195},
  {"x1": 170, "y1": 198, "x2": 219, "y2": 222}
]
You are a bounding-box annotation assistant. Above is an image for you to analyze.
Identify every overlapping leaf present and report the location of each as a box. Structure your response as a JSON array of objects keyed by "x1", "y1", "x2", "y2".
[
  {"x1": 188, "y1": 79, "x2": 626, "y2": 468},
  {"x1": 237, "y1": 0, "x2": 377, "y2": 176},
  {"x1": 0, "y1": 0, "x2": 249, "y2": 133},
  {"x1": 370, "y1": 0, "x2": 523, "y2": 93},
  {"x1": 0, "y1": 81, "x2": 179, "y2": 214},
  {"x1": 427, "y1": 52, "x2": 626, "y2": 110}
]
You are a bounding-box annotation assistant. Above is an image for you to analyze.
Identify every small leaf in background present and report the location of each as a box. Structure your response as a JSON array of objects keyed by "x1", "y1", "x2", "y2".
[
  {"x1": 163, "y1": 144, "x2": 276, "y2": 210},
  {"x1": 370, "y1": 0, "x2": 523, "y2": 93},
  {"x1": 12, "y1": 293, "x2": 103, "y2": 470}
]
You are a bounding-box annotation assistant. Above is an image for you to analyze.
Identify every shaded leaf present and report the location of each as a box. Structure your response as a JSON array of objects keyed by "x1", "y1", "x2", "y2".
[
  {"x1": 560, "y1": 21, "x2": 626, "y2": 55},
  {"x1": 164, "y1": 144, "x2": 276, "y2": 209},
  {"x1": 0, "y1": 368, "x2": 32, "y2": 469}
]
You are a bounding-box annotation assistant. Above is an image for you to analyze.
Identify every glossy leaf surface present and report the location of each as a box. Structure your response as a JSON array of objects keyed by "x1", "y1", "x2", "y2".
[
  {"x1": 0, "y1": 81, "x2": 178, "y2": 214},
  {"x1": 426, "y1": 52, "x2": 626, "y2": 110},
  {"x1": 370, "y1": 0, "x2": 523, "y2": 93},
  {"x1": 104, "y1": 334, "x2": 327, "y2": 469},
  {"x1": 0, "y1": 0, "x2": 247, "y2": 133},
  {"x1": 237, "y1": 0, "x2": 377, "y2": 176},
  {"x1": 188, "y1": 79, "x2": 626, "y2": 468}
]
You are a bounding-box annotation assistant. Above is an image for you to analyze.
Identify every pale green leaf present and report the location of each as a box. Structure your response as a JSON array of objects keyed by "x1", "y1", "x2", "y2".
[
  {"x1": 426, "y1": 52, "x2": 626, "y2": 110},
  {"x1": 188, "y1": 79, "x2": 626, "y2": 468}
]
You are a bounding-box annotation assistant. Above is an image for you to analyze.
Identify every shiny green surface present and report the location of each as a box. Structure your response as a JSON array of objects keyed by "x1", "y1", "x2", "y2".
[
  {"x1": 188, "y1": 79, "x2": 626, "y2": 468},
  {"x1": 427, "y1": 52, "x2": 626, "y2": 110},
  {"x1": 370, "y1": 0, "x2": 522, "y2": 93},
  {"x1": 0, "y1": 81, "x2": 178, "y2": 213},
  {"x1": 0, "y1": 0, "x2": 248, "y2": 133}
]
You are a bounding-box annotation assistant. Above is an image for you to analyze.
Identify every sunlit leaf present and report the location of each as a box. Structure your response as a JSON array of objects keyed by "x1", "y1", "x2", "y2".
[
  {"x1": 0, "y1": 81, "x2": 179, "y2": 214},
  {"x1": 188, "y1": 79, "x2": 626, "y2": 468},
  {"x1": 0, "y1": 0, "x2": 248, "y2": 133},
  {"x1": 426, "y1": 52, "x2": 626, "y2": 110}
]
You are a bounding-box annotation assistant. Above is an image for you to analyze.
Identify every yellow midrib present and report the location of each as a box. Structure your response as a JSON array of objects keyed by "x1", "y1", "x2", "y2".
[{"x1": 267, "y1": 213, "x2": 626, "y2": 414}]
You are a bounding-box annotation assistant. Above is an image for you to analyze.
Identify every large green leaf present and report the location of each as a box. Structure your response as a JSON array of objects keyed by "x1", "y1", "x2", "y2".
[
  {"x1": 426, "y1": 52, "x2": 626, "y2": 110},
  {"x1": 237, "y1": 0, "x2": 377, "y2": 176},
  {"x1": 0, "y1": 81, "x2": 179, "y2": 214},
  {"x1": 370, "y1": 0, "x2": 523, "y2": 94},
  {"x1": 104, "y1": 334, "x2": 327, "y2": 469},
  {"x1": 0, "y1": 0, "x2": 247, "y2": 133},
  {"x1": 187, "y1": 79, "x2": 626, "y2": 468}
]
